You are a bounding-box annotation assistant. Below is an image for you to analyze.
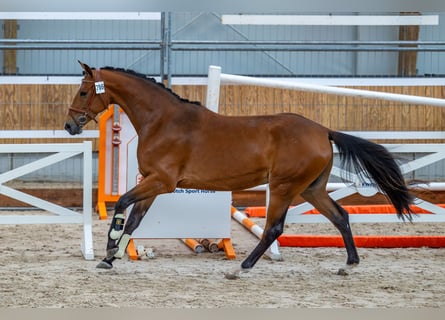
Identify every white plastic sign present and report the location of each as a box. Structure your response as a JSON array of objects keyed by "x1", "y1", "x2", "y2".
[{"x1": 95, "y1": 81, "x2": 105, "y2": 94}]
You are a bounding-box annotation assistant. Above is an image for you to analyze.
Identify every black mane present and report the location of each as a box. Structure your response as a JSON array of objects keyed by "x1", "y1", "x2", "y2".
[{"x1": 101, "y1": 66, "x2": 203, "y2": 106}]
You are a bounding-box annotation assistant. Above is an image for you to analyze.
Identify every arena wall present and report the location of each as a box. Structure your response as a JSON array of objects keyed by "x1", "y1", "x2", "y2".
[{"x1": 1, "y1": 83, "x2": 444, "y2": 148}]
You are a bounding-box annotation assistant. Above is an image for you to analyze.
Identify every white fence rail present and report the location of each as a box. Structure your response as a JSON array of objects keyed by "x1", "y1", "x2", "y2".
[
  {"x1": 0, "y1": 130, "x2": 99, "y2": 139},
  {"x1": 0, "y1": 139, "x2": 94, "y2": 260}
]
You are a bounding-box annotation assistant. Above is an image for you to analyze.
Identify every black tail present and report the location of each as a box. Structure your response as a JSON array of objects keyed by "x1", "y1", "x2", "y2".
[{"x1": 329, "y1": 130, "x2": 414, "y2": 221}]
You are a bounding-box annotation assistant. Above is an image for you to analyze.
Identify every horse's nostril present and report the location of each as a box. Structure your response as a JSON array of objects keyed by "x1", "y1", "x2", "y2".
[{"x1": 64, "y1": 122, "x2": 77, "y2": 135}]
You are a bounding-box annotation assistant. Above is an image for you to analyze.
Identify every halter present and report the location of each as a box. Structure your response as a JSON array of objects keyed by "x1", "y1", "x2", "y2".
[{"x1": 68, "y1": 69, "x2": 108, "y2": 126}]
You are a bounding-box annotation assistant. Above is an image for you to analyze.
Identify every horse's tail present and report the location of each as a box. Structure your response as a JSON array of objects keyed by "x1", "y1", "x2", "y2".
[{"x1": 328, "y1": 130, "x2": 414, "y2": 221}]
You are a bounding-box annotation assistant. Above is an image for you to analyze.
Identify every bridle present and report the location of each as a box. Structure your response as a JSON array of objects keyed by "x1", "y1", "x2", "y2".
[{"x1": 68, "y1": 69, "x2": 109, "y2": 126}]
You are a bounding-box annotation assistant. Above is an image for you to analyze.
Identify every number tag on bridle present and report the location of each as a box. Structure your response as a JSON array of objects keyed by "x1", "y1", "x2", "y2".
[{"x1": 95, "y1": 81, "x2": 105, "y2": 94}]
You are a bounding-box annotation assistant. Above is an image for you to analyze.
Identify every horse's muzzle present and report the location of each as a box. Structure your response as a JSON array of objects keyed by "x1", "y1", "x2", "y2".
[{"x1": 64, "y1": 121, "x2": 82, "y2": 135}]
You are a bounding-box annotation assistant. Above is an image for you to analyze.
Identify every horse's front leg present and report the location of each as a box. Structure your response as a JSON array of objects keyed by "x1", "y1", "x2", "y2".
[
  {"x1": 95, "y1": 170, "x2": 178, "y2": 269},
  {"x1": 97, "y1": 197, "x2": 155, "y2": 269}
]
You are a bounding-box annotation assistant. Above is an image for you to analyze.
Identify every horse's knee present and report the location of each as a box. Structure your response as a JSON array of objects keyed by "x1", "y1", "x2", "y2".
[{"x1": 114, "y1": 196, "x2": 131, "y2": 213}]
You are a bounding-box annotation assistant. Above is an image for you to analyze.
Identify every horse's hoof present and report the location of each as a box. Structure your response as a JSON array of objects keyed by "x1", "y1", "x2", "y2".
[
  {"x1": 96, "y1": 259, "x2": 113, "y2": 269},
  {"x1": 224, "y1": 272, "x2": 240, "y2": 280},
  {"x1": 224, "y1": 267, "x2": 250, "y2": 280},
  {"x1": 337, "y1": 263, "x2": 357, "y2": 276},
  {"x1": 224, "y1": 267, "x2": 241, "y2": 280},
  {"x1": 337, "y1": 268, "x2": 349, "y2": 276}
]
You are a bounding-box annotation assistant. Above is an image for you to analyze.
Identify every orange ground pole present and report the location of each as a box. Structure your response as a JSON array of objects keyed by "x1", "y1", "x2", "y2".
[
  {"x1": 232, "y1": 206, "x2": 445, "y2": 249},
  {"x1": 277, "y1": 234, "x2": 445, "y2": 248},
  {"x1": 245, "y1": 204, "x2": 445, "y2": 218}
]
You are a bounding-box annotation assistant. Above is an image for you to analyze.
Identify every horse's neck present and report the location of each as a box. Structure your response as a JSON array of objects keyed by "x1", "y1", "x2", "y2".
[{"x1": 106, "y1": 76, "x2": 172, "y2": 134}]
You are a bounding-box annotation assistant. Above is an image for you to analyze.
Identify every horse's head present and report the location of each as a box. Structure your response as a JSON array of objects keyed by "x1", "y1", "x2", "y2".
[{"x1": 64, "y1": 61, "x2": 110, "y2": 135}]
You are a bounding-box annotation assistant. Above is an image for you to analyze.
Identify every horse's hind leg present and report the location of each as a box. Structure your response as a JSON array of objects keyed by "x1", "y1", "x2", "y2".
[
  {"x1": 301, "y1": 186, "x2": 359, "y2": 269},
  {"x1": 229, "y1": 186, "x2": 294, "y2": 277}
]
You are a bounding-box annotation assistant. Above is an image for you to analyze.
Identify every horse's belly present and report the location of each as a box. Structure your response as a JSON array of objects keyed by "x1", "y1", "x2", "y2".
[{"x1": 177, "y1": 166, "x2": 268, "y2": 191}]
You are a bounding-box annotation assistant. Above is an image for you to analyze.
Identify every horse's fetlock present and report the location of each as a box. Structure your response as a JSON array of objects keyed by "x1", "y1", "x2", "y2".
[
  {"x1": 106, "y1": 247, "x2": 119, "y2": 259},
  {"x1": 241, "y1": 260, "x2": 254, "y2": 269},
  {"x1": 347, "y1": 257, "x2": 360, "y2": 265}
]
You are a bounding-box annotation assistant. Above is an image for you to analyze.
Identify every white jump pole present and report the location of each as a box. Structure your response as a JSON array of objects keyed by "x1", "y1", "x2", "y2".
[{"x1": 218, "y1": 71, "x2": 445, "y2": 108}]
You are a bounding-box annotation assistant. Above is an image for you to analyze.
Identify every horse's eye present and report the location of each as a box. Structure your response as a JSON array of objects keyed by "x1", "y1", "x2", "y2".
[{"x1": 80, "y1": 91, "x2": 87, "y2": 97}]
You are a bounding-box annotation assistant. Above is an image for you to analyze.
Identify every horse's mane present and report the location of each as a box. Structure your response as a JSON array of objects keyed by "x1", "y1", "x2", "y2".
[{"x1": 100, "y1": 66, "x2": 203, "y2": 106}]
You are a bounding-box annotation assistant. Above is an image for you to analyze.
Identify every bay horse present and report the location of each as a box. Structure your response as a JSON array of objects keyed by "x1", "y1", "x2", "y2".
[{"x1": 65, "y1": 61, "x2": 414, "y2": 277}]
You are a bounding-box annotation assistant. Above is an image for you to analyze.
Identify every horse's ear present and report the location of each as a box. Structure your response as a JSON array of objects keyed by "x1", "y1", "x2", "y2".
[{"x1": 78, "y1": 60, "x2": 93, "y2": 77}]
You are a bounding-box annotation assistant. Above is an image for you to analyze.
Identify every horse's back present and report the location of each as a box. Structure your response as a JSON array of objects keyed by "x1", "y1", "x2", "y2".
[
  {"x1": 195, "y1": 111, "x2": 332, "y2": 159},
  {"x1": 224, "y1": 112, "x2": 332, "y2": 154}
]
